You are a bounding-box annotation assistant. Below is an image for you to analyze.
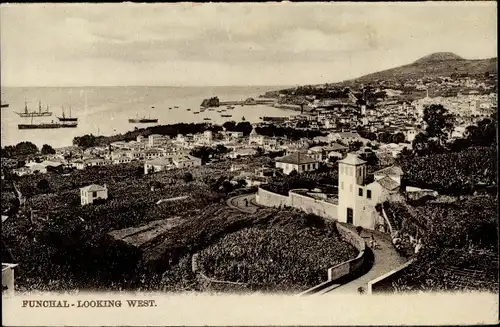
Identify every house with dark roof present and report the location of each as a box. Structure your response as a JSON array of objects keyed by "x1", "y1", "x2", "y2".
[
  {"x1": 80, "y1": 184, "x2": 108, "y2": 206},
  {"x1": 275, "y1": 152, "x2": 319, "y2": 175}
]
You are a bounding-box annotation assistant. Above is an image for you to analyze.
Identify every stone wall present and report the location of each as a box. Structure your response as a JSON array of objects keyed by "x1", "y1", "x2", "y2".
[
  {"x1": 327, "y1": 223, "x2": 366, "y2": 281},
  {"x1": 367, "y1": 259, "x2": 415, "y2": 294},
  {"x1": 256, "y1": 188, "x2": 338, "y2": 221},
  {"x1": 289, "y1": 191, "x2": 338, "y2": 220},
  {"x1": 256, "y1": 188, "x2": 291, "y2": 208}
]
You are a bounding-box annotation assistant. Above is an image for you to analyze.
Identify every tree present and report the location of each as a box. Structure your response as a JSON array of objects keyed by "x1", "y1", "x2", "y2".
[
  {"x1": 378, "y1": 132, "x2": 390, "y2": 144},
  {"x1": 235, "y1": 122, "x2": 253, "y2": 136},
  {"x1": 255, "y1": 147, "x2": 265, "y2": 156},
  {"x1": 222, "y1": 121, "x2": 236, "y2": 131},
  {"x1": 73, "y1": 134, "x2": 98, "y2": 148},
  {"x1": 392, "y1": 133, "x2": 406, "y2": 144},
  {"x1": 412, "y1": 132, "x2": 445, "y2": 156},
  {"x1": 36, "y1": 179, "x2": 50, "y2": 192},
  {"x1": 214, "y1": 144, "x2": 229, "y2": 156},
  {"x1": 183, "y1": 172, "x2": 193, "y2": 183},
  {"x1": 422, "y1": 104, "x2": 454, "y2": 144},
  {"x1": 348, "y1": 141, "x2": 363, "y2": 152},
  {"x1": 41, "y1": 144, "x2": 56, "y2": 155}
]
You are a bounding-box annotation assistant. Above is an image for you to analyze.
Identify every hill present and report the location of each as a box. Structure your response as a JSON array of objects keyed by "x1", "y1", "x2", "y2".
[{"x1": 350, "y1": 52, "x2": 497, "y2": 84}]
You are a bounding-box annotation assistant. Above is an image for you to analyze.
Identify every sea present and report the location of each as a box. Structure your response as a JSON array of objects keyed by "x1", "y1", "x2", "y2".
[{"x1": 1, "y1": 86, "x2": 296, "y2": 149}]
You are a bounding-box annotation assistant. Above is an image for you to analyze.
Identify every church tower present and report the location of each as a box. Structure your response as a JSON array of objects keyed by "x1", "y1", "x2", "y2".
[{"x1": 338, "y1": 153, "x2": 367, "y2": 225}]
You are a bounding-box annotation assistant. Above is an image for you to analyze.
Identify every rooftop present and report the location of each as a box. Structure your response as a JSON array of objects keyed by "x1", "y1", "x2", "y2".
[
  {"x1": 374, "y1": 165, "x2": 404, "y2": 176},
  {"x1": 80, "y1": 184, "x2": 107, "y2": 192},
  {"x1": 376, "y1": 176, "x2": 401, "y2": 191},
  {"x1": 276, "y1": 152, "x2": 318, "y2": 165},
  {"x1": 338, "y1": 153, "x2": 366, "y2": 165}
]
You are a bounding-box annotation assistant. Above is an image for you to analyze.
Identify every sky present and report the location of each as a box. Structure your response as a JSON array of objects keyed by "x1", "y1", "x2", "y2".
[{"x1": 0, "y1": 2, "x2": 497, "y2": 87}]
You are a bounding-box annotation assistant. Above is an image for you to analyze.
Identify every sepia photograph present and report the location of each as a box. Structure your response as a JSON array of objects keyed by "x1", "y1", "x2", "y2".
[{"x1": 1, "y1": 1, "x2": 498, "y2": 325}]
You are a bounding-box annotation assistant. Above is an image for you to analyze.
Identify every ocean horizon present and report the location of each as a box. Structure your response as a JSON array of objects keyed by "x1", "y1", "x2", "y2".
[{"x1": 1, "y1": 85, "x2": 297, "y2": 149}]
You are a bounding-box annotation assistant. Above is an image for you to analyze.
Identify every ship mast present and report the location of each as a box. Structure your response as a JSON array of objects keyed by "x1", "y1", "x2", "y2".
[
  {"x1": 62, "y1": 105, "x2": 65, "y2": 119},
  {"x1": 38, "y1": 100, "x2": 42, "y2": 114}
]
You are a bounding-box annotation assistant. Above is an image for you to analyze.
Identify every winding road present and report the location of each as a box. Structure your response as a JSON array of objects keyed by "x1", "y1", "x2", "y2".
[{"x1": 227, "y1": 192, "x2": 408, "y2": 294}]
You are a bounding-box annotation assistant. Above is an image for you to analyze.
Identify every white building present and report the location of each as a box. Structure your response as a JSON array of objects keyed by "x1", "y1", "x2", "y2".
[
  {"x1": 80, "y1": 184, "x2": 108, "y2": 206},
  {"x1": 148, "y1": 134, "x2": 168, "y2": 147},
  {"x1": 337, "y1": 153, "x2": 403, "y2": 229},
  {"x1": 275, "y1": 152, "x2": 319, "y2": 175},
  {"x1": 248, "y1": 129, "x2": 265, "y2": 145},
  {"x1": 172, "y1": 155, "x2": 202, "y2": 169},
  {"x1": 404, "y1": 129, "x2": 419, "y2": 143},
  {"x1": 227, "y1": 148, "x2": 257, "y2": 159},
  {"x1": 2, "y1": 263, "x2": 18, "y2": 295},
  {"x1": 194, "y1": 130, "x2": 213, "y2": 145},
  {"x1": 144, "y1": 157, "x2": 174, "y2": 174},
  {"x1": 328, "y1": 132, "x2": 369, "y2": 145}
]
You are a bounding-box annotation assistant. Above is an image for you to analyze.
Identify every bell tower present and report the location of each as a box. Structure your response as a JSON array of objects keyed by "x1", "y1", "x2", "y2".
[{"x1": 338, "y1": 153, "x2": 367, "y2": 225}]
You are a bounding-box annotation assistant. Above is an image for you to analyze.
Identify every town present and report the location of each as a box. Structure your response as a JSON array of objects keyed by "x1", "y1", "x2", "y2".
[{"x1": 1, "y1": 52, "x2": 498, "y2": 296}]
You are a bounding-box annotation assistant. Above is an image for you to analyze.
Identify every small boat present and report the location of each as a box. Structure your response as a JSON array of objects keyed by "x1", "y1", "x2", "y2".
[
  {"x1": 227, "y1": 105, "x2": 235, "y2": 109},
  {"x1": 174, "y1": 106, "x2": 179, "y2": 108},
  {"x1": 193, "y1": 111, "x2": 200, "y2": 114},
  {"x1": 169, "y1": 107, "x2": 172, "y2": 110},
  {"x1": 1, "y1": 102, "x2": 9, "y2": 108},
  {"x1": 221, "y1": 114, "x2": 232, "y2": 118},
  {"x1": 208, "y1": 108, "x2": 215, "y2": 111},
  {"x1": 203, "y1": 117, "x2": 212, "y2": 121},
  {"x1": 186, "y1": 108, "x2": 191, "y2": 111}
]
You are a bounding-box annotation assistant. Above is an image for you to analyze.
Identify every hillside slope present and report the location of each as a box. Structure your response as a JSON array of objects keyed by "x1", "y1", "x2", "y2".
[{"x1": 351, "y1": 52, "x2": 497, "y2": 83}]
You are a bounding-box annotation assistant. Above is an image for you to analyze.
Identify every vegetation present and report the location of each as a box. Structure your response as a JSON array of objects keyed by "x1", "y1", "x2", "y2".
[
  {"x1": 40, "y1": 144, "x2": 56, "y2": 155},
  {"x1": 400, "y1": 146, "x2": 497, "y2": 196},
  {"x1": 386, "y1": 195, "x2": 498, "y2": 292},
  {"x1": 73, "y1": 123, "x2": 223, "y2": 148},
  {"x1": 1, "y1": 141, "x2": 39, "y2": 158},
  {"x1": 198, "y1": 212, "x2": 357, "y2": 292}
]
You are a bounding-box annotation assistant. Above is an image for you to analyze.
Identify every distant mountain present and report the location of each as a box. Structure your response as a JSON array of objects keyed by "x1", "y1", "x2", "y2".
[{"x1": 349, "y1": 52, "x2": 497, "y2": 84}]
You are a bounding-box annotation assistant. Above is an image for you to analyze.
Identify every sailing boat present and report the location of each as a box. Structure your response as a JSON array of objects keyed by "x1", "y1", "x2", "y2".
[
  {"x1": 16, "y1": 100, "x2": 52, "y2": 117},
  {"x1": 57, "y1": 105, "x2": 78, "y2": 122}
]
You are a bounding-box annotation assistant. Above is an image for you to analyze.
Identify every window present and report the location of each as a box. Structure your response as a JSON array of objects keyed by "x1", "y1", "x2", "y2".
[
  {"x1": 92, "y1": 191, "x2": 97, "y2": 198},
  {"x1": 367, "y1": 190, "x2": 372, "y2": 199},
  {"x1": 359, "y1": 188, "x2": 363, "y2": 196}
]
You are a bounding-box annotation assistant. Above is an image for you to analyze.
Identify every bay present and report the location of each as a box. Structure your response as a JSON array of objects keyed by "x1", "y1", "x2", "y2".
[{"x1": 1, "y1": 85, "x2": 295, "y2": 148}]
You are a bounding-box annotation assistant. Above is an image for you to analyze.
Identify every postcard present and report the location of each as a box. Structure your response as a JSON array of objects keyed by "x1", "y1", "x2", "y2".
[{"x1": 1, "y1": 2, "x2": 498, "y2": 326}]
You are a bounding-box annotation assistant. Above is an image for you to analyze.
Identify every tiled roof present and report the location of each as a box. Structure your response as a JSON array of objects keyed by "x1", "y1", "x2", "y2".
[
  {"x1": 375, "y1": 166, "x2": 404, "y2": 176},
  {"x1": 338, "y1": 153, "x2": 366, "y2": 165},
  {"x1": 376, "y1": 176, "x2": 400, "y2": 190},
  {"x1": 81, "y1": 184, "x2": 107, "y2": 192},
  {"x1": 325, "y1": 143, "x2": 348, "y2": 151},
  {"x1": 276, "y1": 152, "x2": 318, "y2": 165}
]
